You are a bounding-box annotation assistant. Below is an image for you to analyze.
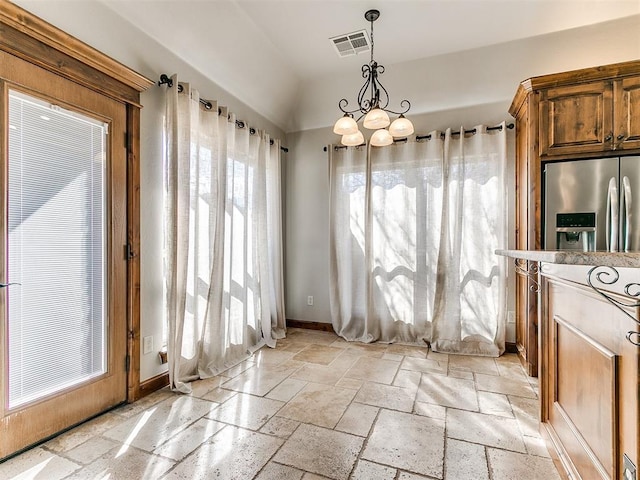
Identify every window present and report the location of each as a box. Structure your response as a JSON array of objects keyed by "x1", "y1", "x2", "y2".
[{"x1": 7, "y1": 90, "x2": 107, "y2": 408}]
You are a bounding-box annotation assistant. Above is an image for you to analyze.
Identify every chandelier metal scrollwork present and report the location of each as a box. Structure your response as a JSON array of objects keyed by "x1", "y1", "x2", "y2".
[
  {"x1": 587, "y1": 266, "x2": 640, "y2": 346},
  {"x1": 333, "y1": 9, "x2": 414, "y2": 147}
]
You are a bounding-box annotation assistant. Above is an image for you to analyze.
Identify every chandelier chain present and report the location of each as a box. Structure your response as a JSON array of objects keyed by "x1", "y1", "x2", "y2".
[{"x1": 369, "y1": 13, "x2": 374, "y2": 65}]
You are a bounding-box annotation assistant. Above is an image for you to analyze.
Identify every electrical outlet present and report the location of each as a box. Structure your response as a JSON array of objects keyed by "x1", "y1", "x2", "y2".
[
  {"x1": 307, "y1": 295, "x2": 314, "y2": 306},
  {"x1": 143, "y1": 336, "x2": 153, "y2": 355},
  {"x1": 624, "y1": 454, "x2": 636, "y2": 480},
  {"x1": 507, "y1": 311, "x2": 516, "y2": 324}
]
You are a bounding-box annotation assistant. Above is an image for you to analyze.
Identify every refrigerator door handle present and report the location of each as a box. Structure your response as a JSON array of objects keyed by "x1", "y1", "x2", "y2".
[
  {"x1": 606, "y1": 177, "x2": 619, "y2": 252},
  {"x1": 621, "y1": 176, "x2": 632, "y2": 252}
]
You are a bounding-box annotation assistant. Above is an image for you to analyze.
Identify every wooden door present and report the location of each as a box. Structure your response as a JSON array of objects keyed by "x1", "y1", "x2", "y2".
[
  {"x1": 614, "y1": 76, "x2": 640, "y2": 151},
  {"x1": 539, "y1": 81, "x2": 614, "y2": 158},
  {"x1": 0, "y1": 51, "x2": 128, "y2": 459}
]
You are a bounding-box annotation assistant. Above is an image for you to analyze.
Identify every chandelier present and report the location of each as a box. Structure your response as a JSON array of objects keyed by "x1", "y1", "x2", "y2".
[{"x1": 333, "y1": 9, "x2": 414, "y2": 147}]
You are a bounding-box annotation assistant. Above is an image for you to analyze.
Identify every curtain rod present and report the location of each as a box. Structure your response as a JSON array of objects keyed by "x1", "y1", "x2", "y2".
[
  {"x1": 158, "y1": 74, "x2": 288, "y2": 153},
  {"x1": 415, "y1": 123, "x2": 514, "y2": 141},
  {"x1": 323, "y1": 123, "x2": 514, "y2": 151}
]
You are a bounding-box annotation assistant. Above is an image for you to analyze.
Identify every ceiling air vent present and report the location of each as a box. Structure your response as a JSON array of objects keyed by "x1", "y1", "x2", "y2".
[{"x1": 329, "y1": 29, "x2": 370, "y2": 58}]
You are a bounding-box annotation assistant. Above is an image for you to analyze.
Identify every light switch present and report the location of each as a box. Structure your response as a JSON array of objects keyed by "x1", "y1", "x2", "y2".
[{"x1": 143, "y1": 336, "x2": 153, "y2": 355}]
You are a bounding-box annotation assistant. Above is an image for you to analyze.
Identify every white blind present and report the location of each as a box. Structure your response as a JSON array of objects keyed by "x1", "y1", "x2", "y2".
[{"x1": 7, "y1": 90, "x2": 107, "y2": 408}]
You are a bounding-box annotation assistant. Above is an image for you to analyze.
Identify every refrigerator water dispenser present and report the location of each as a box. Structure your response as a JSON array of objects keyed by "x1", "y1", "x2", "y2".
[{"x1": 555, "y1": 212, "x2": 596, "y2": 251}]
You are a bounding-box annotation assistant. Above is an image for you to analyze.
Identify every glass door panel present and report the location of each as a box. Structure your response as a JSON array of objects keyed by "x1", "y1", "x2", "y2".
[{"x1": 7, "y1": 90, "x2": 108, "y2": 408}]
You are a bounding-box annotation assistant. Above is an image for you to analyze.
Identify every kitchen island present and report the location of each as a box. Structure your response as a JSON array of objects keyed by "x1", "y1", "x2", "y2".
[{"x1": 497, "y1": 250, "x2": 639, "y2": 480}]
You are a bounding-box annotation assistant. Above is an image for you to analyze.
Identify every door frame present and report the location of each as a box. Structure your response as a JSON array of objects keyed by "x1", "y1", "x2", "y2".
[{"x1": 0, "y1": 0, "x2": 152, "y2": 435}]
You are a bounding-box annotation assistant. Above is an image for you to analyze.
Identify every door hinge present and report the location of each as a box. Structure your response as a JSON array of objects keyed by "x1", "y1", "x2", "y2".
[
  {"x1": 125, "y1": 243, "x2": 136, "y2": 260},
  {"x1": 125, "y1": 354, "x2": 130, "y2": 373}
]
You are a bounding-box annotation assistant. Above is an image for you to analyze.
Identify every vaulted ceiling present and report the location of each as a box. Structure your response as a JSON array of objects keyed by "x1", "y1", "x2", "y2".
[{"x1": 13, "y1": 0, "x2": 640, "y2": 132}]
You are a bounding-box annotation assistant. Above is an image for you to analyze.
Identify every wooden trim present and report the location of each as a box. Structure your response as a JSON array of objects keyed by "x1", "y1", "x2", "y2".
[
  {"x1": 139, "y1": 372, "x2": 169, "y2": 398},
  {"x1": 510, "y1": 60, "x2": 640, "y2": 117},
  {"x1": 527, "y1": 60, "x2": 640, "y2": 90},
  {"x1": 509, "y1": 80, "x2": 533, "y2": 117},
  {"x1": 0, "y1": 1, "x2": 153, "y2": 93},
  {"x1": 0, "y1": 22, "x2": 141, "y2": 106},
  {"x1": 286, "y1": 319, "x2": 335, "y2": 333},
  {"x1": 540, "y1": 423, "x2": 573, "y2": 480},
  {"x1": 0, "y1": 81, "x2": 7, "y2": 425},
  {"x1": 528, "y1": 93, "x2": 542, "y2": 251},
  {"x1": 126, "y1": 104, "x2": 142, "y2": 403}
]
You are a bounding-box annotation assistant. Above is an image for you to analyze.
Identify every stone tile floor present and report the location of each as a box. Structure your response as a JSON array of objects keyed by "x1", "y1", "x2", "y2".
[{"x1": 0, "y1": 328, "x2": 563, "y2": 480}]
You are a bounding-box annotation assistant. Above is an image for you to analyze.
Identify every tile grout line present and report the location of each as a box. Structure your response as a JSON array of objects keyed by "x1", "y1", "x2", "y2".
[
  {"x1": 2, "y1": 331, "x2": 560, "y2": 480},
  {"x1": 250, "y1": 421, "x2": 305, "y2": 480},
  {"x1": 347, "y1": 400, "x2": 385, "y2": 479}
]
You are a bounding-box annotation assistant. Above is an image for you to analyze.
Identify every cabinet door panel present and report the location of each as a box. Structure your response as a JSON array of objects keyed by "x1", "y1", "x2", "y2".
[
  {"x1": 615, "y1": 76, "x2": 640, "y2": 151},
  {"x1": 539, "y1": 82, "x2": 614, "y2": 157},
  {"x1": 552, "y1": 316, "x2": 617, "y2": 479}
]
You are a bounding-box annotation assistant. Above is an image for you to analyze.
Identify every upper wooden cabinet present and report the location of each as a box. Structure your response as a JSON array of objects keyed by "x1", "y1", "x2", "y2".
[
  {"x1": 539, "y1": 80, "x2": 614, "y2": 157},
  {"x1": 615, "y1": 75, "x2": 640, "y2": 151},
  {"x1": 539, "y1": 75, "x2": 640, "y2": 158},
  {"x1": 509, "y1": 59, "x2": 640, "y2": 377}
]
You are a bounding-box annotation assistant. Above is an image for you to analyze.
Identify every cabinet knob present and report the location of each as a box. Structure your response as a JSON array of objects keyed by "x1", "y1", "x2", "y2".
[
  {"x1": 605, "y1": 134, "x2": 613, "y2": 142},
  {"x1": 617, "y1": 134, "x2": 626, "y2": 140}
]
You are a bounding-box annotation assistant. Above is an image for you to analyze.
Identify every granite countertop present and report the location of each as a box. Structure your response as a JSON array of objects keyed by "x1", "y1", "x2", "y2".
[{"x1": 495, "y1": 249, "x2": 640, "y2": 268}]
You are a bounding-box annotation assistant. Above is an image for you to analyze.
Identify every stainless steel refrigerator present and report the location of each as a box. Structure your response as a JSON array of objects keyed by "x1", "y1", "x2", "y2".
[{"x1": 544, "y1": 156, "x2": 640, "y2": 252}]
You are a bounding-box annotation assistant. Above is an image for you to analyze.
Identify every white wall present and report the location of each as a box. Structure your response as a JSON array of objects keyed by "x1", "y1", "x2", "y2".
[{"x1": 14, "y1": 0, "x2": 286, "y2": 382}]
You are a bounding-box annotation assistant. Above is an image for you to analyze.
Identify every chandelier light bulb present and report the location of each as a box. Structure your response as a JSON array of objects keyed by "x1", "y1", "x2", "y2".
[
  {"x1": 341, "y1": 130, "x2": 365, "y2": 147},
  {"x1": 388, "y1": 115, "x2": 415, "y2": 137},
  {"x1": 333, "y1": 114, "x2": 359, "y2": 135},
  {"x1": 370, "y1": 128, "x2": 393, "y2": 147},
  {"x1": 363, "y1": 108, "x2": 390, "y2": 130}
]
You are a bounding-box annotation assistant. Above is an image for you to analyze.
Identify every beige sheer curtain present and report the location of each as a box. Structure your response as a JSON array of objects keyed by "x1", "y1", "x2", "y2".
[
  {"x1": 329, "y1": 124, "x2": 507, "y2": 356},
  {"x1": 164, "y1": 76, "x2": 286, "y2": 393}
]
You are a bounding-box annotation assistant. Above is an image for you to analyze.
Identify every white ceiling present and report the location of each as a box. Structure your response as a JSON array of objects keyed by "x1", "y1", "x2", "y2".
[
  {"x1": 231, "y1": 0, "x2": 640, "y2": 78},
  {"x1": 14, "y1": 0, "x2": 640, "y2": 132},
  {"x1": 97, "y1": 0, "x2": 639, "y2": 131},
  {"x1": 104, "y1": 0, "x2": 640, "y2": 78}
]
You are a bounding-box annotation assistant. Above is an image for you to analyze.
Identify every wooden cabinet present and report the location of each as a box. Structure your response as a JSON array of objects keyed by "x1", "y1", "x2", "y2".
[
  {"x1": 615, "y1": 76, "x2": 640, "y2": 151},
  {"x1": 539, "y1": 76, "x2": 640, "y2": 158},
  {"x1": 539, "y1": 269, "x2": 639, "y2": 480},
  {"x1": 539, "y1": 81, "x2": 614, "y2": 157},
  {"x1": 510, "y1": 60, "x2": 640, "y2": 377}
]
